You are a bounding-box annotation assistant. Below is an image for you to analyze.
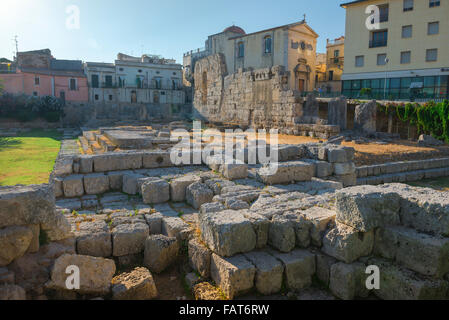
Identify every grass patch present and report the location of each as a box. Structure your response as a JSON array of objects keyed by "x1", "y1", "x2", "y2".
[
  {"x1": 407, "y1": 177, "x2": 449, "y2": 191},
  {"x1": 0, "y1": 129, "x2": 62, "y2": 186}
]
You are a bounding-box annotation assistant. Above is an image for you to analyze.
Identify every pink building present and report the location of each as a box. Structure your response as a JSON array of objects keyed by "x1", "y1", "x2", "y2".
[{"x1": 0, "y1": 49, "x2": 88, "y2": 103}]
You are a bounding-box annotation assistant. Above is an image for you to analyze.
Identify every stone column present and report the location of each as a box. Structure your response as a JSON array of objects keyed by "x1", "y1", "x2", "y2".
[
  {"x1": 328, "y1": 96, "x2": 347, "y2": 130},
  {"x1": 354, "y1": 100, "x2": 377, "y2": 134}
]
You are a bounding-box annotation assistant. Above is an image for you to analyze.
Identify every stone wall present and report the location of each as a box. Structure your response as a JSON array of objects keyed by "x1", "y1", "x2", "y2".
[
  {"x1": 62, "y1": 102, "x2": 191, "y2": 127},
  {"x1": 193, "y1": 54, "x2": 309, "y2": 131}
]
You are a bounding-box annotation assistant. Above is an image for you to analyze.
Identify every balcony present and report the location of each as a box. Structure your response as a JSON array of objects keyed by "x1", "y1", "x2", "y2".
[
  {"x1": 328, "y1": 57, "x2": 344, "y2": 66},
  {"x1": 369, "y1": 39, "x2": 388, "y2": 48}
]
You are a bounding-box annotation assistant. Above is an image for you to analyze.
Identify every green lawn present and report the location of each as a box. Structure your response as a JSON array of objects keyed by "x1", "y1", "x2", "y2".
[
  {"x1": 408, "y1": 177, "x2": 449, "y2": 191},
  {"x1": 0, "y1": 129, "x2": 62, "y2": 186}
]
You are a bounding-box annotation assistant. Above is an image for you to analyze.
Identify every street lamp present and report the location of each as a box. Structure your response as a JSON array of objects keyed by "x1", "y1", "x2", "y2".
[{"x1": 384, "y1": 57, "x2": 389, "y2": 101}]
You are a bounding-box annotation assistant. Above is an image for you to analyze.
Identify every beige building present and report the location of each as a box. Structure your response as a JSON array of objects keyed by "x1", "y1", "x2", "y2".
[
  {"x1": 184, "y1": 20, "x2": 319, "y2": 92},
  {"x1": 341, "y1": 0, "x2": 449, "y2": 100},
  {"x1": 316, "y1": 37, "x2": 345, "y2": 93}
]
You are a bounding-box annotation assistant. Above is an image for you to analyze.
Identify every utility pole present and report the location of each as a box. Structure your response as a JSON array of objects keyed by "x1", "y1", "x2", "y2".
[
  {"x1": 12, "y1": 35, "x2": 18, "y2": 61},
  {"x1": 384, "y1": 57, "x2": 389, "y2": 101}
]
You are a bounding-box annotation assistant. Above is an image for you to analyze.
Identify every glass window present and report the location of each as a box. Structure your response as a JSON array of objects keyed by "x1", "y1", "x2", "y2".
[
  {"x1": 334, "y1": 50, "x2": 340, "y2": 58},
  {"x1": 69, "y1": 78, "x2": 77, "y2": 91},
  {"x1": 424, "y1": 76, "x2": 435, "y2": 87},
  {"x1": 370, "y1": 30, "x2": 388, "y2": 47},
  {"x1": 402, "y1": 25, "x2": 412, "y2": 38},
  {"x1": 34, "y1": 77, "x2": 40, "y2": 85},
  {"x1": 362, "y1": 79, "x2": 371, "y2": 88},
  {"x1": 426, "y1": 49, "x2": 438, "y2": 62},
  {"x1": 430, "y1": 0, "x2": 440, "y2": 7},
  {"x1": 264, "y1": 36, "x2": 272, "y2": 54},
  {"x1": 355, "y1": 56, "x2": 364, "y2": 67},
  {"x1": 403, "y1": 0, "x2": 413, "y2": 11},
  {"x1": 371, "y1": 79, "x2": 381, "y2": 89},
  {"x1": 390, "y1": 78, "x2": 401, "y2": 89},
  {"x1": 428, "y1": 22, "x2": 439, "y2": 35},
  {"x1": 238, "y1": 42, "x2": 244, "y2": 58},
  {"x1": 401, "y1": 78, "x2": 412, "y2": 88},
  {"x1": 352, "y1": 80, "x2": 361, "y2": 90},
  {"x1": 343, "y1": 81, "x2": 352, "y2": 90},
  {"x1": 377, "y1": 54, "x2": 387, "y2": 66},
  {"x1": 401, "y1": 51, "x2": 411, "y2": 64}
]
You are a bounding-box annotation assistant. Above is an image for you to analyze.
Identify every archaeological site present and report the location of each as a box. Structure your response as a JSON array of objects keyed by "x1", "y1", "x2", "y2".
[{"x1": 2, "y1": 0, "x2": 449, "y2": 307}]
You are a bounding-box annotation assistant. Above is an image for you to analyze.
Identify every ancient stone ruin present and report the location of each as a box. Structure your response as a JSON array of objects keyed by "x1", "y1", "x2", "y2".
[{"x1": 2, "y1": 122, "x2": 449, "y2": 300}]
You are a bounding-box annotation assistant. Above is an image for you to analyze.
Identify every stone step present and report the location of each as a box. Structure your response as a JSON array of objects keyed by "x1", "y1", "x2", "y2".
[{"x1": 357, "y1": 167, "x2": 449, "y2": 186}]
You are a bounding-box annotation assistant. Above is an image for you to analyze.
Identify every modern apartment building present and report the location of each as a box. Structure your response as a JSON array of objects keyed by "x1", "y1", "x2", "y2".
[
  {"x1": 341, "y1": 0, "x2": 448, "y2": 100},
  {"x1": 84, "y1": 53, "x2": 185, "y2": 104}
]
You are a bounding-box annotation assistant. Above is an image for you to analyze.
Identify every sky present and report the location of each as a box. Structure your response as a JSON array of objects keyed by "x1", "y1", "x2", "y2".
[{"x1": 0, "y1": 0, "x2": 346, "y2": 65}]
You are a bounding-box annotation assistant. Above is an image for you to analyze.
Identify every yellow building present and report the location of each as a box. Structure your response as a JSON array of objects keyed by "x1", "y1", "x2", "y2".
[
  {"x1": 184, "y1": 20, "x2": 319, "y2": 93},
  {"x1": 341, "y1": 0, "x2": 449, "y2": 100},
  {"x1": 316, "y1": 37, "x2": 345, "y2": 93}
]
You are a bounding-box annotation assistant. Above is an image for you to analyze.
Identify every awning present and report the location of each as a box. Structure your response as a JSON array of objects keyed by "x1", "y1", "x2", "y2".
[{"x1": 410, "y1": 82, "x2": 423, "y2": 89}]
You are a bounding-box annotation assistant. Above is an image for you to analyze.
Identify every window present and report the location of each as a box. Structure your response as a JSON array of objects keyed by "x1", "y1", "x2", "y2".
[
  {"x1": 238, "y1": 42, "x2": 244, "y2": 58},
  {"x1": 94, "y1": 94, "x2": 99, "y2": 101},
  {"x1": 69, "y1": 78, "x2": 77, "y2": 91},
  {"x1": 428, "y1": 22, "x2": 439, "y2": 35},
  {"x1": 34, "y1": 76, "x2": 40, "y2": 86},
  {"x1": 355, "y1": 55, "x2": 364, "y2": 67},
  {"x1": 264, "y1": 36, "x2": 272, "y2": 54},
  {"x1": 91, "y1": 75, "x2": 99, "y2": 88},
  {"x1": 402, "y1": 25, "x2": 412, "y2": 38},
  {"x1": 109, "y1": 95, "x2": 113, "y2": 101},
  {"x1": 154, "y1": 78, "x2": 162, "y2": 89},
  {"x1": 377, "y1": 54, "x2": 387, "y2": 66},
  {"x1": 403, "y1": 0, "x2": 413, "y2": 11},
  {"x1": 370, "y1": 30, "x2": 388, "y2": 48},
  {"x1": 430, "y1": 0, "x2": 440, "y2": 7},
  {"x1": 426, "y1": 49, "x2": 438, "y2": 62},
  {"x1": 334, "y1": 50, "x2": 340, "y2": 58},
  {"x1": 328, "y1": 71, "x2": 334, "y2": 81},
  {"x1": 33, "y1": 91, "x2": 38, "y2": 97},
  {"x1": 105, "y1": 75, "x2": 113, "y2": 87},
  {"x1": 401, "y1": 51, "x2": 411, "y2": 64}
]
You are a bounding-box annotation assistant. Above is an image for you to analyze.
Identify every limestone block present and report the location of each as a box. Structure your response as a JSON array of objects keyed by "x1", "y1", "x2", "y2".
[
  {"x1": 112, "y1": 223, "x2": 149, "y2": 257},
  {"x1": 244, "y1": 251, "x2": 284, "y2": 295},
  {"x1": 268, "y1": 216, "x2": 296, "y2": 253},
  {"x1": 242, "y1": 211, "x2": 270, "y2": 249},
  {"x1": 0, "y1": 226, "x2": 33, "y2": 267},
  {"x1": 141, "y1": 179, "x2": 170, "y2": 204},
  {"x1": 322, "y1": 222, "x2": 374, "y2": 263},
  {"x1": 170, "y1": 175, "x2": 201, "y2": 202},
  {"x1": 161, "y1": 217, "x2": 190, "y2": 240},
  {"x1": 200, "y1": 202, "x2": 226, "y2": 214},
  {"x1": 122, "y1": 173, "x2": 145, "y2": 195},
  {"x1": 199, "y1": 210, "x2": 257, "y2": 257},
  {"x1": 335, "y1": 185, "x2": 401, "y2": 232},
  {"x1": 83, "y1": 173, "x2": 109, "y2": 195},
  {"x1": 186, "y1": 182, "x2": 214, "y2": 209},
  {"x1": 0, "y1": 284, "x2": 26, "y2": 300},
  {"x1": 143, "y1": 235, "x2": 179, "y2": 273},
  {"x1": 0, "y1": 267, "x2": 15, "y2": 285},
  {"x1": 111, "y1": 267, "x2": 158, "y2": 300},
  {"x1": 333, "y1": 162, "x2": 356, "y2": 176},
  {"x1": 145, "y1": 213, "x2": 163, "y2": 235},
  {"x1": 220, "y1": 162, "x2": 248, "y2": 180},
  {"x1": 210, "y1": 254, "x2": 256, "y2": 299},
  {"x1": 75, "y1": 220, "x2": 112, "y2": 258},
  {"x1": 270, "y1": 249, "x2": 316, "y2": 291},
  {"x1": 53, "y1": 177, "x2": 63, "y2": 198},
  {"x1": 374, "y1": 226, "x2": 449, "y2": 278},
  {"x1": 300, "y1": 207, "x2": 336, "y2": 247},
  {"x1": 316, "y1": 253, "x2": 337, "y2": 286},
  {"x1": 93, "y1": 153, "x2": 143, "y2": 172},
  {"x1": 63, "y1": 175, "x2": 84, "y2": 198},
  {"x1": 46, "y1": 254, "x2": 115, "y2": 295},
  {"x1": 354, "y1": 101, "x2": 377, "y2": 133},
  {"x1": 27, "y1": 224, "x2": 40, "y2": 254},
  {"x1": 188, "y1": 238, "x2": 212, "y2": 278},
  {"x1": 368, "y1": 258, "x2": 448, "y2": 300},
  {"x1": 108, "y1": 171, "x2": 131, "y2": 191},
  {"x1": 79, "y1": 155, "x2": 93, "y2": 174},
  {"x1": 256, "y1": 161, "x2": 315, "y2": 185},
  {"x1": 142, "y1": 151, "x2": 172, "y2": 169},
  {"x1": 329, "y1": 262, "x2": 369, "y2": 300}
]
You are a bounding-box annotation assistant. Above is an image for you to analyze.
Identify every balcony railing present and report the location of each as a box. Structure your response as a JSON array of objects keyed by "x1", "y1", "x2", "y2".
[
  {"x1": 328, "y1": 57, "x2": 344, "y2": 66},
  {"x1": 369, "y1": 39, "x2": 388, "y2": 48}
]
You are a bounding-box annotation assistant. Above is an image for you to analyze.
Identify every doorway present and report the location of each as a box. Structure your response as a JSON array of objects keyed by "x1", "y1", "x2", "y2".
[{"x1": 298, "y1": 79, "x2": 305, "y2": 92}]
